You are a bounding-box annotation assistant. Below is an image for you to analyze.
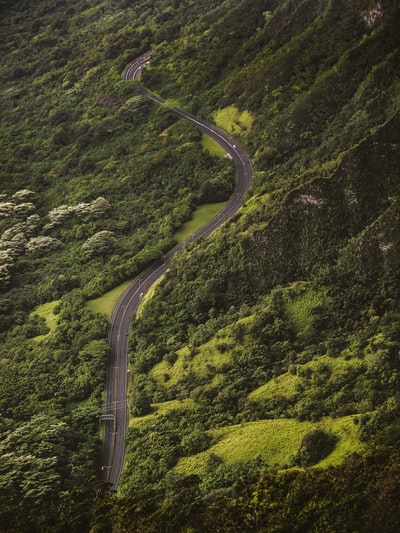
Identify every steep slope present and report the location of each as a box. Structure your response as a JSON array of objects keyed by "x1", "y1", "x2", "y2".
[
  {"x1": 0, "y1": 0, "x2": 237, "y2": 517},
  {"x1": 0, "y1": 0, "x2": 400, "y2": 530},
  {"x1": 124, "y1": 0, "x2": 400, "y2": 494}
]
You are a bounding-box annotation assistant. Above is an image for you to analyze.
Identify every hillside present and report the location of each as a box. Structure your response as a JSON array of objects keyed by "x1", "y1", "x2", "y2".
[{"x1": 1, "y1": 0, "x2": 400, "y2": 531}]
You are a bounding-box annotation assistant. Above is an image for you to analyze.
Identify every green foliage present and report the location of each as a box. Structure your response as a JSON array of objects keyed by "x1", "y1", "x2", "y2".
[
  {"x1": 86, "y1": 279, "x2": 132, "y2": 318},
  {"x1": 1, "y1": 0, "x2": 400, "y2": 528},
  {"x1": 3, "y1": 444, "x2": 400, "y2": 532},
  {"x1": 284, "y1": 282, "x2": 329, "y2": 335},
  {"x1": 294, "y1": 428, "x2": 338, "y2": 467},
  {"x1": 174, "y1": 202, "x2": 226, "y2": 244},
  {"x1": 212, "y1": 105, "x2": 254, "y2": 137}
]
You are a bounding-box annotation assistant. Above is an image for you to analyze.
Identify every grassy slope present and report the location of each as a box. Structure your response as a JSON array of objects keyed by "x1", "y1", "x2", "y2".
[
  {"x1": 1, "y1": 1, "x2": 400, "y2": 526},
  {"x1": 29, "y1": 300, "x2": 60, "y2": 340},
  {"x1": 175, "y1": 416, "x2": 364, "y2": 475},
  {"x1": 127, "y1": 301, "x2": 367, "y2": 478},
  {"x1": 101, "y1": 0, "x2": 400, "y2": 496}
]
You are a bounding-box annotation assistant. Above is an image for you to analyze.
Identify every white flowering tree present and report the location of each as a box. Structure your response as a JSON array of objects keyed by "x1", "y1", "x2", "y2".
[
  {"x1": 11, "y1": 189, "x2": 36, "y2": 203},
  {"x1": 45, "y1": 196, "x2": 111, "y2": 230},
  {"x1": 0, "y1": 190, "x2": 113, "y2": 286},
  {"x1": 82, "y1": 230, "x2": 116, "y2": 258},
  {"x1": 26, "y1": 236, "x2": 63, "y2": 257}
]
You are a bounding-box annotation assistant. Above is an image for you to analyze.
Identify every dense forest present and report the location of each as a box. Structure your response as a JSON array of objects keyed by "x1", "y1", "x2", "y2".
[{"x1": 1, "y1": 0, "x2": 400, "y2": 531}]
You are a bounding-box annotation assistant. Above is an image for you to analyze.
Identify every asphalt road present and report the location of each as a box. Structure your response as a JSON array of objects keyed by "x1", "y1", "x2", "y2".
[{"x1": 99, "y1": 51, "x2": 253, "y2": 490}]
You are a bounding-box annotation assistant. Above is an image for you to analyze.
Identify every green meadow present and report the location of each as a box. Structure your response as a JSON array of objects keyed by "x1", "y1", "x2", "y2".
[
  {"x1": 86, "y1": 280, "x2": 133, "y2": 318},
  {"x1": 201, "y1": 134, "x2": 228, "y2": 157},
  {"x1": 212, "y1": 105, "x2": 254, "y2": 137},
  {"x1": 30, "y1": 300, "x2": 59, "y2": 341},
  {"x1": 174, "y1": 202, "x2": 226, "y2": 243},
  {"x1": 174, "y1": 415, "x2": 364, "y2": 477}
]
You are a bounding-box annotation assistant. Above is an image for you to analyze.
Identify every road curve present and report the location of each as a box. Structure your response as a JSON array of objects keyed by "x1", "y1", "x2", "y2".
[{"x1": 100, "y1": 51, "x2": 253, "y2": 490}]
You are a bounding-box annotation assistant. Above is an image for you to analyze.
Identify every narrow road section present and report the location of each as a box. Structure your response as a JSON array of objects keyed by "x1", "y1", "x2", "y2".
[{"x1": 100, "y1": 51, "x2": 253, "y2": 490}]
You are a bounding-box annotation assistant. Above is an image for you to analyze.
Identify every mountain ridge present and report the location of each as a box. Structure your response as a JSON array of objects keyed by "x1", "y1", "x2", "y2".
[{"x1": 0, "y1": 0, "x2": 399, "y2": 530}]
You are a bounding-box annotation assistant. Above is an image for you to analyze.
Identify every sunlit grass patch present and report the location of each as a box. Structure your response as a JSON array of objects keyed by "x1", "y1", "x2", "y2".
[
  {"x1": 212, "y1": 105, "x2": 254, "y2": 137},
  {"x1": 174, "y1": 415, "x2": 364, "y2": 476},
  {"x1": 201, "y1": 134, "x2": 228, "y2": 157},
  {"x1": 151, "y1": 346, "x2": 190, "y2": 387},
  {"x1": 174, "y1": 202, "x2": 226, "y2": 243},
  {"x1": 86, "y1": 280, "x2": 132, "y2": 318},
  {"x1": 284, "y1": 282, "x2": 325, "y2": 333},
  {"x1": 316, "y1": 416, "x2": 366, "y2": 467},
  {"x1": 80, "y1": 1, "x2": 107, "y2": 18},
  {"x1": 250, "y1": 354, "x2": 365, "y2": 404},
  {"x1": 151, "y1": 333, "x2": 233, "y2": 388},
  {"x1": 304, "y1": 354, "x2": 365, "y2": 373},
  {"x1": 150, "y1": 316, "x2": 253, "y2": 390},
  {"x1": 129, "y1": 398, "x2": 195, "y2": 428},
  {"x1": 30, "y1": 300, "x2": 59, "y2": 341},
  {"x1": 174, "y1": 419, "x2": 312, "y2": 476},
  {"x1": 135, "y1": 276, "x2": 163, "y2": 318},
  {"x1": 210, "y1": 419, "x2": 316, "y2": 467},
  {"x1": 249, "y1": 372, "x2": 301, "y2": 402},
  {"x1": 174, "y1": 451, "x2": 211, "y2": 477}
]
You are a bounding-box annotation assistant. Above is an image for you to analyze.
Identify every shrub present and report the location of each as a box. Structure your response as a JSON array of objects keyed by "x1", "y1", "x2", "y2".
[
  {"x1": 82, "y1": 230, "x2": 116, "y2": 258},
  {"x1": 293, "y1": 429, "x2": 337, "y2": 467}
]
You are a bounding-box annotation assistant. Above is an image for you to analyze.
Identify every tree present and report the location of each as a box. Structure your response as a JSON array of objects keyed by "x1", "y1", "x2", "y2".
[
  {"x1": 82, "y1": 231, "x2": 117, "y2": 258},
  {"x1": 294, "y1": 429, "x2": 338, "y2": 467}
]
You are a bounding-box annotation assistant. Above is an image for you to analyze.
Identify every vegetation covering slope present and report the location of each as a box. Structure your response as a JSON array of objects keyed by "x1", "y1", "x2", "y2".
[{"x1": 0, "y1": 0, "x2": 400, "y2": 531}]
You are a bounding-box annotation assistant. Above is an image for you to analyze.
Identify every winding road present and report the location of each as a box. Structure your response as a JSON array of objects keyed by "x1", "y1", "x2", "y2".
[{"x1": 99, "y1": 51, "x2": 253, "y2": 490}]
